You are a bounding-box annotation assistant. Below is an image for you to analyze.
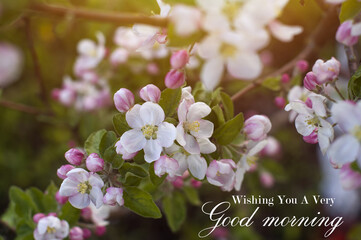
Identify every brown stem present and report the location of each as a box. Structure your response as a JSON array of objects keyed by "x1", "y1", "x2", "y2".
[
  {"x1": 344, "y1": 45, "x2": 358, "y2": 76},
  {"x1": 24, "y1": 17, "x2": 48, "y2": 103},
  {"x1": 0, "y1": 99, "x2": 45, "y2": 115},
  {"x1": 231, "y1": 6, "x2": 338, "y2": 102},
  {"x1": 27, "y1": 3, "x2": 168, "y2": 27}
]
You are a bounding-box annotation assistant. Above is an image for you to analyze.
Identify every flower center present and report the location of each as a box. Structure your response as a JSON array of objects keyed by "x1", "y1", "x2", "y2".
[
  {"x1": 216, "y1": 171, "x2": 221, "y2": 177},
  {"x1": 222, "y1": 2, "x2": 242, "y2": 21},
  {"x1": 46, "y1": 226, "x2": 56, "y2": 234},
  {"x1": 184, "y1": 121, "x2": 200, "y2": 133},
  {"x1": 353, "y1": 126, "x2": 361, "y2": 141},
  {"x1": 306, "y1": 116, "x2": 320, "y2": 127},
  {"x1": 220, "y1": 43, "x2": 237, "y2": 58},
  {"x1": 246, "y1": 156, "x2": 257, "y2": 167},
  {"x1": 142, "y1": 124, "x2": 158, "y2": 140},
  {"x1": 77, "y1": 181, "x2": 92, "y2": 194}
]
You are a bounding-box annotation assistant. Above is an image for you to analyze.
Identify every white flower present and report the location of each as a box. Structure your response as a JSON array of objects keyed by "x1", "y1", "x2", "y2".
[
  {"x1": 154, "y1": 155, "x2": 179, "y2": 178},
  {"x1": 34, "y1": 216, "x2": 69, "y2": 240},
  {"x1": 165, "y1": 144, "x2": 209, "y2": 180},
  {"x1": 170, "y1": 5, "x2": 202, "y2": 36},
  {"x1": 120, "y1": 102, "x2": 177, "y2": 163},
  {"x1": 287, "y1": 86, "x2": 311, "y2": 122},
  {"x1": 176, "y1": 100, "x2": 215, "y2": 154},
  {"x1": 59, "y1": 168, "x2": 104, "y2": 209},
  {"x1": 285, "y1": 94, "x2": 334, "y2": 154},
  {"x1": 328, "y1": 101, "x2": 361, "y2": 168},
  {"x1": 268, "y1": 20, "x2": 303, "y2": 42},
  {"x1": 74, "y1": 32, "x2": 106, "y2": 76},
  {"x1": 0, "y1": 42, "x2": 23, "y2": 88},
  {"x1": 206, "y1": 159, "x2": 237, "y2": 192},
  {"x1": 244, "y1": 115, "x2": 272, "y2": 141}
]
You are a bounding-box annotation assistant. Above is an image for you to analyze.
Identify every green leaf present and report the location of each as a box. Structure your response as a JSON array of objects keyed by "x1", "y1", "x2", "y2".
[
  {"x1": 59, "y1": 202, "x2": 80, "y2": 226},
  {"x1": 119, "y1": 163, "x2": 148, "y2": 178},
  {"x1": 26, "y1": 188, "x2": 45, "y2": 213},
  {"x1": 113, "y1": 113, "x2": 131, "y2": 136},
  {"x1": 212, "y1": 105, "x2": 226, "y2": 126},
  {"x1": 9, "y1": 186, "x2": 36, "y2": 219},
  {"x1": 262, "y1": 77, "x2": 281, "y2": 91},
  {"x1": 348, "y1": 66, "x2": 361, "y2": 100},
  {"x1": 112, "y1": 155, "x2": 125, "y2": 169},
  {"x1": 149, "y1": 162, "x2": 166, "y2": 186},
  {"x1": 350, "y1": 161, "x2": 361, "y2": 173},
  {"x1": 123, "y1": 186, "x2": 162, "y2": 218},
  {"x1": 162, "y1": 192, "x2": 186, "y2": 232},
  {"x1": 340, "y1": 0, "x2": 361, "y2": 22},
  {"x1": 15, "y1": 219, "x2": 34, "y2": 240},
  {"x1": 43, "y1": 182, "x2": 58, "y2": 212},
  {"x1": 262, "y1": 159, "x2": 287, "y2": 181},
  {"x1": 347, "y1": 223, "x2": 361, "y2": 240},
  {"x1": 183, "y1": 186, "x2": 200, "y2": 206},
  {"x1": 213, "y1": 113, "x2": 244, "y2": 145},
  {"x1": 99, "y1": 131, "x2": 117, "y2": 156},
  {"x1": 123, "y1": 172, "x2": 142, "y2": 186},
  {"x1": 84, "y1": 129, "x2": 107, "y2": 155},
  {"x1": 133, "y1": 150, "x2": 146, "y2": 165},
  {"x1": 158, "y1": 88, "x2": 182, "y2": 117},
  {"x1": 164, "y1": 0, "x2": 195, "y2": 5},
  {"x1": 220, "y1": 92, "x2": 234, "y2": 120}
]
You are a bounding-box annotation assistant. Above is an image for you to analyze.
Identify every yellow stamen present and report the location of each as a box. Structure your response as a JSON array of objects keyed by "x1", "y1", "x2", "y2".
[
  {"x1": 77, "y1": 181, "x2": 92, "y2": 194},
  {"x1": 220, "y1": 43, "x2": 237, "y2": 58},
  {"x1": 184, "y1": 121, "x2": 200, "y2": 133},
  {"x1": 141, "y1": 124, "x2": 158, "y2": 140},
  {"x1": 46, "y1": 226, "x2": 56, "y2": 234}
]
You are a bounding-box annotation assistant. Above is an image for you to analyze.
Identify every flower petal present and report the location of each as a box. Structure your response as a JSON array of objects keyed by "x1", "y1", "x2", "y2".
[
  {"x1": 226, "y1": 52, "x2": 262, "y2": 80},
  {"x1": 191, "y1": 119, "x2": 214, "y2": 139},
  {"x1": 120, "y1": 129, "x2": 146, "y2": 153},
  {"x1": 176, "y1": 124, "x2": 186, "y2": 146},
  {"x1": 59, "y1": 178, "x2": 79, "y2": 197},
  {"x1": 187, "y1": 102, "x2": 211, "y2": 122},
  {"x1": 89, "y1": 187, "x2": 103, "y2": 209},
  {"x1": 200, "y1": 58, "x2": 224, "y2": 91},
  {"x1": 177, "y1": 99, "x2": 188, "y2": 123},
  {"x1": 198, "y1": 138, "x2": 216, "y2": 154},
  {"x1": 295, "y1": 114, "x2": 315, "y2": 136},
  {"x1": 144, "y1": 139, "x2": 162, "y2": 163},
  {"x1": 268, "y1": 20, "x2": 303, "y2": 42},
  {"x1": 140, "y1": 102, "x2": 165, "y2": 125},
  {"x1": 126, "y1": 104, "x2": 143, "y2": 129},
  {"x1": 183, "y1": 134, "x2": 200, "y2": 154},
  {"x1": 328, "y1": 134, "x2": 359, "y2": 168},
  {"x1": 69, "y1": 193, "x2": 90, "y2": 209},
  {"x1": 157, "y1": 122, "x2": 177, "y2": 147},
  {"x1": 187, "y1": 155, "x2": 207, "y2": 180}
]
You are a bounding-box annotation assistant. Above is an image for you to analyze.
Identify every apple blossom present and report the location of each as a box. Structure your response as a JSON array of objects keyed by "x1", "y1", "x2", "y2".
[
  {"x1": 303, "y1": 130, "x2": 318, "y2": 144},
  {"x1": 170, "y1": 50, "x2": 189, "y2": 70},
  {"x1": 274, "y1": 97, "x2": 286, "y2": 108},
  {"x1": 303, "y1": 72, "x2": 318, "y2": 91},
  {"x1": 260, "y1": 136, "x2": 281, "y2": 157},
  {"x1": 287, "y1": 86, "x2": 311, "y2": 122},
  {"x1": 268, "y1": 20, "x2": 303, "y2": 42},
  {"x1": 154, "y1": 155, "x2": 179, "y2": 178},
  {"x1": 120, "y1": 102, "x2": 177, "y2": 163},
  {"x1": 139, "y1": 84, "x2": 161, "y2": 103},
  {"x1": 244, "y1": 115, "x2": 272, "y2": 142},
  {"x1": 59, "y1": 168, "x2": 104, "y2": 209},
  {"x1": 190, "y1": 179, "x2": 202, "y2": 188},
  {"x1": 281, "y1": 73, "x2": 290, "y2": 84},
  {"x1": 113, "y1": 88, "x2": 135, "y2": 113},
  {"x1": 165, "y1": 69, "x2": 185, "y2": 89},
  {"x1": 296, "y1": 60, "x2": 309, "y2": 73},
  {"x1": 114, "y1": 27, "x2": 144, "y2": 52},
  {"x1": 57, "y1": 165, "x2": 75, "y2": 180},
  {"x1": 86, "y1": 153, "x2": 104, "y2": 172},
  {"x1": 33, "y1": 213, "x2": 46, "y2": 223},
  {"x1": 55, "y1": 191, "x2": 68, "y2": 205},
  {"x1": 103, "y1": 187, "x2": 124, "y2": 206},
  {"x1": 0, "y1": 42, "x2": 23, "y2": 88},
  {"x1": 69, "y1": 227, "x2": 83, "y2": 240},
  {"x1": 328, "y1": 101, "x2": 361, "y2": 168},
  {"x1": 285, "y1": 94, "x2": 334, "y2": 154},
  {"x1": 88, "y1": 204, "x2": 111, "y2": 227},
  {"x1": 260, "y1": 171, "x2": 275, "y2": 188},
  {"x1": 110, "y1": 48, "x2": 129, "y2": 66},
  {"x1": 165, "y1": 144, "x2": 209, "y2": 180},
  {"x1": 176, "y1": 100, "x2": 215, "y2": 154},
  {"x1": 312, "y1": 57, "x2": 341, "y2": 84},
  {"x1": 146, "y1": 63, "x2": 160, "y2": 75},
  {"x1": 206, "y1": 159, "x2": 237, "y2": 192},
  {"x1": 82, "y1": 228, "x2": 91, "y2": 239},
  {"x1": 95, "y1": 226, "x2": 106, "y2": 236},
  {"x1": 34, "y1": 216, "x2": 69, "y2": 240},
  {"x1": 65, "y1": 148, "x2": 84, "y2": 166},
  {"x1": 336, "y1": 20, "x2": 359, "y2": 46},
  {"x1": 339, "y1": 163, "x2": 361, "y2": 190},
  {"x1": 351, "y1": 22, "x2": 361, "y2": 36},
  {"x1": 170, "y1": 5, "x2": 202, "y2": 36},
  {"x1": 171, "y1": 176, "x2": 184, "y2": 188},
  {"x1": 115, "y1": 140, "x2": 138, "y2": 160}
]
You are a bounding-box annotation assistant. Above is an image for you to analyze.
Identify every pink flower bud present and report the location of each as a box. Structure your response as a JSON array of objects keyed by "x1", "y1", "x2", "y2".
[
  {"x1": 86, "y1": 153, "x2": 104, "y2": 172},
  {"x1": 115, "y1": 140, "x2": 138, "y2": 160},
  {"x1": 51, "y1": 89, "x2": 60, "y2": 100},
  {"x1": 65, "y1": 148, "x2": 84, "y2": 166},
  {"x1": 82, "y1": 228, "x2": 92, "y2": 239},
  {"x1": 305, "y1": 97, "x2": 313, "y2": 108},
  {"x1": 103, "y1": 187, "x2": 124, "y2": 206},
  {"x1": 206, "y1": 159, "x2": 237, "y2": 192},
  {"x1": 340, "y1": 163, "x2": 361, "y2": 190},
  {"x1": 47, "y1": 212, "x2": 57, "y2": 217},
  {"x1": 82, "y1": 72, "x2": 99, "y2": 83},
  {"x1": 81, "y1": 207, "x2": 92, "y2": 220},
  {"x1": 281, "y1": 73, "x2": 290, "y2": 84},
  {"x1": 260, "y1": 171, "x2": 275, "y2": 188},
  {"x1": 139, "y1": 84, "x2": 161, "y2": 103},
  {"x1": 55, "y1": 191, "x2": 68, "y2": 205},
  {"x1": 33, "y1": 213, "x2": 46, "y2": 223},
  {"x1": 113, "y1": 88, "x2": 134, "y2": 112},
  {"x1": 303, "y1": 72, "x2": 318, "y2": 91},
  {"x1": 170, "y1": 50, "x2": 189, "y2": 69},
  {"x1": 95, "y1": 226, "x2": 106, "y2": 236},
  {"x1": 274, "y1": 97, "x2": 286, "y2": 108},
  {"x1": 146, "y1": 63, "x2": 159, "y2": 75},
  {"x1": 57, "y1": 164, "x2": 75, "y2": 179},
  {"x1": 260, "y1": 137, "x2": 281, "y2": 158},
  {"x1": 154, "y1": 155, "x2": 179, "y2": 178},
  {"x1": 244, "y1": 115, "x2": 272, "y2": 141},
  {"x1": 303, "y1": 130, "x2": 318, "y2": 144},
  {"x1": 296, "y1": 60, "x2": 309, "y2": 73},
  {"x1": 171, "y1": 177, "x2": 184, "y2": 189},
  {"x1": 165, "y1": 69, "x2": 185, "y2": 89},
  {"x1": 312, "y1": 57, "x2": 340, "y2": 84},
  {"x1": 190, "y1": 179, "x2": 202, "y2": 188},
  {"x1": 70, "y1": 227, "x2": 84, "y2": 240},
  {"x1": 336, "y1": 20, "x2": 359, "y2": 46}
]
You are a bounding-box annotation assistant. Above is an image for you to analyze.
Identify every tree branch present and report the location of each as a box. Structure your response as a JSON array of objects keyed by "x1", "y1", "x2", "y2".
[
  {"x1": 0, "y1": 99, "x2": 45, "y2": 115},
  {"x1": 27, "y1": 3, "x2": 168, "y2": 28},
  {"x1": 231, "y1": 6, "x2": 338, "y2": 102}
]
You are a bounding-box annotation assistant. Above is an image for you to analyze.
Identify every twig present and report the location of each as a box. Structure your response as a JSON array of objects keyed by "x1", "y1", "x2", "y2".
[
  {"x1": 24, "y1": 17, "x2": 48, "y2": 103},
  {"x1": 231, "y1": 6, "x2": 338, "y2": 102},
  {"x1": 27, "y1": 3, "x2": 168, "y2": 27},
  {"x1": 333, "y1": 84, "x2": 346, "y2": 100},
  {"x1": 344, "y1": 45, "x2": 358, "y2": 76},
  {"x1": 0, "y1": 99, "x2": 45, "y2": 115}
]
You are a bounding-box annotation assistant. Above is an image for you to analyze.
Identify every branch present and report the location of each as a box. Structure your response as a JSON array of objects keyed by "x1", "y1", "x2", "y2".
[
  {"x1": 0, "y1": 99, "x2": 45, "y2": 115},
  {"x1": 24, "y1": 17, "x2": 48, "y2": 103},
  {"x1": 27, "y1": 3, "x2": 168, "y2": 28},
  {"x1": 231, "y1": 6, "x2": 338, "y2": 102}
]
